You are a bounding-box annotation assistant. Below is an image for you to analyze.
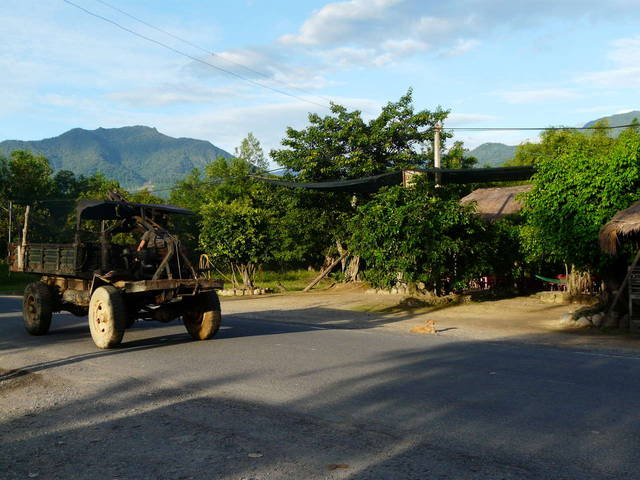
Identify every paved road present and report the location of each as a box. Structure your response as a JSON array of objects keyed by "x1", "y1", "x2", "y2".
[{"x1": 1, "y1": 294, "x2": 640, "y2": 479}]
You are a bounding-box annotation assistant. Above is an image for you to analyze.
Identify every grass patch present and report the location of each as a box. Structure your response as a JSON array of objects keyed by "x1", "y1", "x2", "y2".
[
  {"x1": 253, "y1": 269, "x2": 334, "y2": 292},
  {"x1": 0, "y1": 262, "x2": 33, "y2": 294}
]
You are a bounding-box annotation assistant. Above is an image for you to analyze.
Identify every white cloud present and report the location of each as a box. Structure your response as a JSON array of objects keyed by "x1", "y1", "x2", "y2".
[
  {"x1": 318, "y1": 47, "x2": 392, "y2": 67},
  {"x1": 275, "y1": 0, "x2": 638, "y2": 71},
  {"x1": 415, "y1": 16, "x2": 454, "y2": 36},
  {"x1": 107, "y1": 84, "x2": 252, "y2": 107},
  {"x1": 497, "y1": 88, "x2": 581, "y2": 104},
  {"x1": 382, "y1": 39, "x2": 430, "y2": 55},
  {"x1": 579, "y1": 67, "x2": 640, "y2": 88},
  {"x1": 279, "y1": 0, "x2": 402, "y2": 46},
  {"x1": 577, "y1": 35, "x2": 640, "y2": 88},
  {"x1": 185, "y1": 48, "x2": 334, "y2": 91},
  {"x1": 441, "y1": 39, "x2": 480, "y2": 57},
  {"x1": 608, "y1": 35, "x2": 640, "y2": 66},
  {"x1": 574, "y1": 105, "x2": 625, "y2": 114}
]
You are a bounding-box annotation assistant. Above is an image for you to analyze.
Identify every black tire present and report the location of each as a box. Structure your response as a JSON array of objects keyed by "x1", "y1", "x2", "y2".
[
  {"x1": 23, "y1": 282, "x2": 54, "y2": 336},
  {"x1": 183, "y1": 291, "x2": 222, "y2": 340},
  {"x1": 88, "y1": 286, "x2": 126, "y2": 349}
]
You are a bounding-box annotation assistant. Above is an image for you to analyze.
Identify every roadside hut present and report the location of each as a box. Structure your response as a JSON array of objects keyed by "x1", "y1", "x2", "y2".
[
  {"x1": 599, "y1": 200, "x2": 640, "y2": 332},
  {"x1": 460, "y1": 184, "x2": 531, "y2": 222},
  {"x1": 599, "y1": 200, "x2": 640, "y2": 255}
]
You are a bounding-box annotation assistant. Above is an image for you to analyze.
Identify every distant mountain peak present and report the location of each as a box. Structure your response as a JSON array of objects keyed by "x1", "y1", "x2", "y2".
[
  {"x1": 465, "y1": 110, "x2": 639, "y2": 167},
  {"x1": 465, "y1": 143, "x2": 517, "y2": 167},
  {"x1": 583, "y1": 110, "x2": 640, "y2": 137},
  {"x1": 0, "y1": 126, "x2": 233, "y2": 190}
]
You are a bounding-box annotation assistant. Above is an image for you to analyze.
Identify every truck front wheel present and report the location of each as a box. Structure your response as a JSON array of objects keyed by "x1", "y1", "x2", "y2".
[
  {"x1": 88, "y1": 286, "x2": 126, "y2": 349},
  {"x1": 23, "y1": 282, "x2": 54, "y2": 335},
  {"x1": 183, "y1": 292, "x2": 221, "y2": 340}
]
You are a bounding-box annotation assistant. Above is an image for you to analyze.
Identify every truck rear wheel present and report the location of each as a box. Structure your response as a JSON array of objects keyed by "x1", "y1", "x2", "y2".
[
  {"x1": 183, "y1": 292, "x2": 221, "y2": 340},
  {"x1": 88, "y1": 286, "x2": 126, "y2": 349},
  {"x1": 23, "y1": 282, "x2": 54, "y2": 335}
]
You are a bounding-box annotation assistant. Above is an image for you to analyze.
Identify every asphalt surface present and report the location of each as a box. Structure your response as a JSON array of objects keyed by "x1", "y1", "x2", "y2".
[{"x1": 2, "y1": 294, "x2": 640, "y2": 479}]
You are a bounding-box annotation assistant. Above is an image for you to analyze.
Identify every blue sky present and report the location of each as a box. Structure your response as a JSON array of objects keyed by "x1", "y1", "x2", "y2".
[{"x1": 1, "y1": 0, "x2": 639, "y2": 161}]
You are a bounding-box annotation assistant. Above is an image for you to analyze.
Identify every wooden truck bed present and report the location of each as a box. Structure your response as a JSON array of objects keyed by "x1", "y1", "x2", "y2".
[{"x1": 9, "y1": 243, "x2": 91, "y2": 277}]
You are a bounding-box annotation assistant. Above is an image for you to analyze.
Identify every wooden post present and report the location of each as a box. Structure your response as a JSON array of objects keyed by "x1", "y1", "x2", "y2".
[
  {"x1": 434, "y1": 122, "x2": 442, "y2": 186},
  {"x1": 7, "y1": 201, "x2": 12, "y2": 278},
  {"x1": 18, "y1": 205, "x2": 30, "y2": 270},
  {"x1": 8, "y1": 201, "x2": 12, "y2": 245},
  {"x1": 607, "y1": 248, "x2": 640, "y2": 323}
]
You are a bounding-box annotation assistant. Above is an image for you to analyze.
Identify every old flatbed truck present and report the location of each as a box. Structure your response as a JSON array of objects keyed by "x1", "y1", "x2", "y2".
[{"x1": 9, "y1": 193, "x2": 223, "y2": 349}]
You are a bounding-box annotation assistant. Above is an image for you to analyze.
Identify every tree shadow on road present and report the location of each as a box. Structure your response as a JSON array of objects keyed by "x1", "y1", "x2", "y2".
[{"x1": 3, "y1": 326, "x2": 640, "y2": 479}]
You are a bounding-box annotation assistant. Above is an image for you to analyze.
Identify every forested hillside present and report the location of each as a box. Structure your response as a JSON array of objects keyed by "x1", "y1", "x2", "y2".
[
  {"x1": 465, "y1": 111, "x2": 640, "y2": 166},
  {"x1": 466, "y1": 143, "x2": 517, "y2": 167},
  {"x1": 584, "y1": 110, "x2": 640, "y2": 137},
  {"x1": 0, "y1": 126, "x2": 233, "y2": 189}
]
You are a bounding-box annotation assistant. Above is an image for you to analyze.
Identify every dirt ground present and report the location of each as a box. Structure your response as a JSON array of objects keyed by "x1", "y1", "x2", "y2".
[{"x1": 221, "y1": 284, "x2": 640, "y2": 353}]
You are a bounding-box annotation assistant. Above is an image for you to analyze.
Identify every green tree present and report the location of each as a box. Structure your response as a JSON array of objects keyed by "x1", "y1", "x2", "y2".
[
  {"x1": 272, "y1": 89, "x2": 449, "y2": 181},
  {"x1": 235, "y1": 132, "x2": 267, "y2": 171},
  {"x1": 270, "y1": 90, "x2": 450, "y2": 279},
  {"x1": 349, "y1": 178, "x2": 489, "y2": 293},
  {"x1": 3, "y1": 150, "x2": 54, "y2": 201},
  {"x1": 199, "y1": 200, "x2": 272, "y2": 289},
  {"x1": 521, "y1": 125, "x2": 640, "y2": 273},
  {"x1": 505, "y1": 124, "x2": 609, "y2": 167}
]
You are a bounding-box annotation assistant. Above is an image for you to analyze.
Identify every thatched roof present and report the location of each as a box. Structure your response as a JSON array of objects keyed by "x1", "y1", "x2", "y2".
[
  {"x1": 461, "y1": 184, "x2": 532, "y2": 222},
  {"x1": 599, "y1": 200, "x2": 640, "y2": 255}
]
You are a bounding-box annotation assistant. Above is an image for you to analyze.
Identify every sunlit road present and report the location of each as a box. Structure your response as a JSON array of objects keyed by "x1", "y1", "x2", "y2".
[{"x1": 1, "y1": 294, "x2": 640, "y2": 479}]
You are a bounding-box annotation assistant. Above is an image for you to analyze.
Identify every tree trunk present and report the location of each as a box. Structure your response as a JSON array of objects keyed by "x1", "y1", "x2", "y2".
[
  {"x1": 336, "y1": 240, "x2": 348, "y2": 273},
  {"x1": 345, "y1": 255, "x2": 360, "y2": 282},
  {"x1": 238, "y1": 263, "x2": 256, "y2": 291}
]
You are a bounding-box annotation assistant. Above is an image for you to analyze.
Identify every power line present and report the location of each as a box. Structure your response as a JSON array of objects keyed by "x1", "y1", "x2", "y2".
[
  {"x1": 63, "y1": 0, "x2": 330, "y2": 109},
  {"x1": 446, "y1": 124, "x2": 639, "y2": 131},
  {"x1": 132, "y1": 166, "x2": 287, "y2": 195},
  {"x1": 94, "y1": 0, "x2": 334, "y2": 105}
]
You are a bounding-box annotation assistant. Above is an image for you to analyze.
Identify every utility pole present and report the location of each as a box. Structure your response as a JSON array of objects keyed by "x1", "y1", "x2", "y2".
[
  {"x1": 434, "y1": 122, "x2": 442, "y2": 185},
  {"x1": 8, "y1": 201, "x2": 12, "y2": 245},
  {"x1": 7, "y1": 201, "x2": 11, "y2": 278}
]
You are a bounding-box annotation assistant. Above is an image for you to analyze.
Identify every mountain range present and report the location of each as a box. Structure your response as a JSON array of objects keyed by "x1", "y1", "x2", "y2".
[
  {"x1": 467, "y1": 110, "x2": 640, "y2": 167},
  {"x1": 0, "y1": 126, "x2": 233, "y2": 190},
  {"x1": 1, "y1": 111, "x2": 638, "y2": 189}
]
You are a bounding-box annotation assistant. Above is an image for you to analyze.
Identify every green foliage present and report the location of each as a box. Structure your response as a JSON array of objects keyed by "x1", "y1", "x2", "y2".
[
  {"x1": 482, "y1": 216, "x2": 526, "y2": 281},
  {"x1": 235, "y1": 132, "x2": 267, "y2": 171},
  {"x1": 128, "y1": 189, "x2": 164, "y2": 205},
  {"x1": 521, "y1": 125, "x2": 640, "y2": 271},
  {"x1": 270, "y1": 89, "x2": 451, "y2": 251},
  {"x1": 349, "y1": 179, "x2": 489, "y2": 292},
  {"x1": 1, "y1": 150, "x2": 54, "y2": 201},
  {"x1": 271, "y1": 89, "x2": 450, "y2": 181},
  {"x1": 443, "y1": 141, "x2": 477, "y2": 170},
  {"x1": 505, "y1": 128, "x2": 588, "y2": 167},
  {"x1": 200, "y1": 200, "x2": 272, "y2": 267},
  {"x1": 170, "y1": 153, "x2": 331, "y2": 280}
]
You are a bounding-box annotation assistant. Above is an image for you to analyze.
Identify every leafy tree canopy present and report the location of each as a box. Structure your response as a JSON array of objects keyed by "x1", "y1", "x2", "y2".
[
  {"x1": 235, "y1": 132, "x2": 267, "y2": 171},
  {"x1": 521, "y1": 124, "x2": 640, "y2": 271},
  {"x1": 271, "y1": 89, "x2": 450, "y2": 181},
  {"x1": 349, "y1": 178, "x2": 489, "y2": 292}
]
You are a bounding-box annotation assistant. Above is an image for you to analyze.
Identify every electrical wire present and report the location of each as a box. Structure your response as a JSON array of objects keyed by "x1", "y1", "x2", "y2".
[
  {"x1": 446, "y1": 124, "x2": 639, "y2": 131},
  {"x1": 93, "y1": 0, "x2": 334, "y2": 105},
  {"x1": 63, "y1": 0, "x2": 330, "y2": 109}
]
